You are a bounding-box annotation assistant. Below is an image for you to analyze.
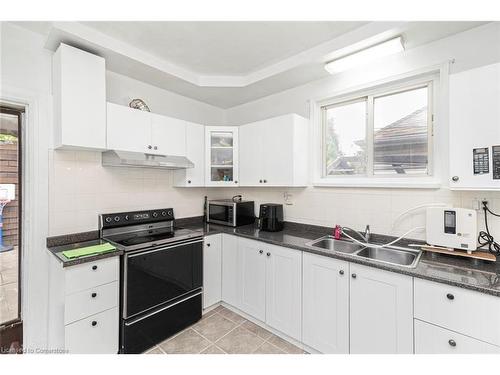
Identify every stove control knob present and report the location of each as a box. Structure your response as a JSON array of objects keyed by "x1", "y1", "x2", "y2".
[
  {"x1": 161, "y1": 211, "x2": 167, "y2": 217},
  {"x1": 114, "y1": 216, "x2": 120, "y2": 222},
  {"x1": 152, "y1": 212, "x2": 158, "y2": 218},
  {"x1": 124, "y1": 215, "x2": 129, "y2": 221},
  {"x1": 105, "y1": 217, "x2": 112, "y2": 223},
  {"x1": 167, "y1": 209, "x2": 173, "y2": 216}
]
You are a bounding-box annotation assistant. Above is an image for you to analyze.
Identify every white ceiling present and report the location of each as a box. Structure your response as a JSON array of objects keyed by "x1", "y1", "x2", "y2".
[
  {"x1": 14, "y1": 21, "x2": 487, "y2": 108},
  {"x1": 81, "y1": 21, "x2": 367, "y2": 75}
]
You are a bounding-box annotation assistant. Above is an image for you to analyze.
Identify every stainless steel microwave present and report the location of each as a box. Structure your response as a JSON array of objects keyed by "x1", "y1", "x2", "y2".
[{"x1": 207, "y1": 200, "x2": 255, "y2": 227}]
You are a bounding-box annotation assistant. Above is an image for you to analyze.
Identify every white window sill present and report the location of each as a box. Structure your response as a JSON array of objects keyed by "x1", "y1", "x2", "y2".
[{"x1": 312, "y1": 177, "x2": 442, "y2": 189}]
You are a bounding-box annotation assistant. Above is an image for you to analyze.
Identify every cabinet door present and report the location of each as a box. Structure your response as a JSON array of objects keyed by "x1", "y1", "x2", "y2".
[
  {"x1": 449, "y1": 63, "x2": 500, "y2": 189},
  {"x1": 53, "y1": 44, "x2": 106, "y2": 150},
  {"x1": 203, "y1": 235, "x2": 222, "y2": 309},
  {"x1": 415, "y1": 319, "x2": 500, "y2": 354},
  {"x1": 261, "y1": 116, "x2": 294, "y2": 186},
  {"x1": 106, "y1": 102, "x2": 151, "y2": 153},
  {"x1": 350, "y1": 264, "x2": 413, "y2": 354},
  {"x1": 302, "y1": 253, "x2": 349, "y2": 353},
  {"x1": 150, "y1": 113, "x2": 186, "y2": 156},
  {"x1": 221, "y1": 235, "x2": 241, "y2": 309},
  {"x1": 238, "y1": 237, "x2": 266, "y2": 321},
  {"x1": 265, "y1": 244, "x2": 302, "y2": 341},
  {"x1": 239, "y1": 122, "x2": 264, "y2": 186},
  {"x1": 205, "y1": 126, "x2": 239, "y2": 186}
]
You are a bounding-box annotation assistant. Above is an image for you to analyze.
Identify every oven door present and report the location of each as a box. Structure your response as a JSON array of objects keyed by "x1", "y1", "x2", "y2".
[
  {"x1": 123, "y1": 238, "x2": 203, "y2": 319},
  {"x1": 208, "y1": 203, "x2": 235, "y2": 226}
]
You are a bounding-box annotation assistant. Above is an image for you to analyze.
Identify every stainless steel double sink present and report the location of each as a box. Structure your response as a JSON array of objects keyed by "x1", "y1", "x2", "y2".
[{"x1": 305, "y1": 236, "x2": 422, "y2": 268}]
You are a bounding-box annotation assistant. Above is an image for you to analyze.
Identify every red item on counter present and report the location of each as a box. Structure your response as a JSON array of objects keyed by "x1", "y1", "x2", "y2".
[{"x1": 334, "y1": 225, "x2": 342, "y2": 240}]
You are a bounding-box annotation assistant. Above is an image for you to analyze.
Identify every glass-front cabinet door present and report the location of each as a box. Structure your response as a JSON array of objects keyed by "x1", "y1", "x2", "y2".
[{"x1": 205, "y1": 126, "x2": 239, "y2": 186}]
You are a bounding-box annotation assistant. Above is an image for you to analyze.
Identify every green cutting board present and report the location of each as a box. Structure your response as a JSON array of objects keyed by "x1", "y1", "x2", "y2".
[{"x1": 62, "y1": 242, "x2": 116, "y2": 259}]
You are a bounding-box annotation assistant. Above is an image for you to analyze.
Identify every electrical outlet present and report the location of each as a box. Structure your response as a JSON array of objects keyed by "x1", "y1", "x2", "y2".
[
  {"x1": 473, "y1": 198, "x2": 488, "y2": 210},
  {"x1": 283, "y1": 191, "x2": 294, "y2": 205}
]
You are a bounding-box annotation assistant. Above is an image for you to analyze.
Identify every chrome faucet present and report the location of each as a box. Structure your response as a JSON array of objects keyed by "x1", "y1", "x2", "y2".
[{"x1": 363, "y1": 225, "x2": 371, "y2": 243}]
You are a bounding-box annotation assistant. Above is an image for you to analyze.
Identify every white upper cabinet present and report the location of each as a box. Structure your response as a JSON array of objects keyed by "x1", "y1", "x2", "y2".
[
  {"x1": 151, "y1": 113, "x2": 186, "y2": 156},
  {"x1": 302, "y1": 253, "x2": 349, "y2": 354},
  {"x1": 349, "y1": 263, "x2": 413, "y2": 354},
  {"x1": 52, "y1": 44, "x2": 106, "y2": 150},
  {"x1": 205, "y1": 126, "x2": 239, "y2": 186},
  {"x1": 449, "y1": 63, "x2": 500, "y2": 190},
  {"x1": 174, "y1": 122, "x2": 205, "y2": 187},
  {"x1": 107, "y1": 102, "x2": 151, "y2": 153},
  {"x1": 106, "y1": 102, "x2": 187, "y2": 156},
  {"x1": 239, "y1": 114, "x2": 309, "y2": 187}
]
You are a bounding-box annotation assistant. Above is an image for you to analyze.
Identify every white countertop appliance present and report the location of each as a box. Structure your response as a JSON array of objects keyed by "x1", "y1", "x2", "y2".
[{"x1": 426, "y1": 207, "x2": 477, "y2": 253}]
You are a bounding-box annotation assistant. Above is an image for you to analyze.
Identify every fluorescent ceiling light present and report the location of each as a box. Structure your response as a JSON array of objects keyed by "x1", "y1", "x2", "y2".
[{"x1": 325, "y1": 36, "x2": 404, "y2": 74}]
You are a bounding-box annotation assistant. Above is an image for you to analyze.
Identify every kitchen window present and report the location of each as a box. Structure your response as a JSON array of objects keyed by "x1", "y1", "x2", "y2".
[{"x1": 320, "y1": 79, "x2": 434, "y2": 183}]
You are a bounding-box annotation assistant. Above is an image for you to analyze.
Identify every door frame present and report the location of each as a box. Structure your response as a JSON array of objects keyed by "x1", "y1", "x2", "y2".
[{"x1": 1, "y1": 85, "x2": 51, "y2": 351}]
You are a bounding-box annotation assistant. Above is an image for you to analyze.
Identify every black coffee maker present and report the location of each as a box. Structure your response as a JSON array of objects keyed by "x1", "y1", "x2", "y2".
[{"x1": 258, "y1": 203, "x2": 284, "y2": 232}]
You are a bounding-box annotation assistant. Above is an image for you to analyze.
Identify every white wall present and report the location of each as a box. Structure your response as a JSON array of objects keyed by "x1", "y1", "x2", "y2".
[{"x1": 221, "y1": 22, "x2": 500, "y2": 240}]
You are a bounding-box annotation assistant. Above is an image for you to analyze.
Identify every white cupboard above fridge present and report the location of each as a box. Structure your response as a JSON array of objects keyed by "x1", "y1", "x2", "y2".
[
  {"x1": 449, "y1": 62, "x2": 500, "y2": 190},
  {"x1": 239, "y1": 114, "x2": 309, "y2": 187},
  {"x1": 106, "y1": 102, "x2": 186, "y2": 157},
  {"x1": 205, "y1": 126, "x2": 239, "y2": 186},
  {"x1": 52, "y1": 43, "x2": 106, "y2": 150}
]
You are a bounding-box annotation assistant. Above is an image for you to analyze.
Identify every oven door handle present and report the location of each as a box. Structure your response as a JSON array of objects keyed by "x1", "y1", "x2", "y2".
[
  {"x1": 126, "y1": 238, "x2": 203, "y2": 258},
  {"x1": 124, "y1": 290, "x2": 203, "y2": 326}
]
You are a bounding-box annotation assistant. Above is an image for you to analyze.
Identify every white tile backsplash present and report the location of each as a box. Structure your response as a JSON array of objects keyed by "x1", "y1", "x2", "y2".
[{"x1": 49, "y1": 149, "x2": 500, "y2": 243}]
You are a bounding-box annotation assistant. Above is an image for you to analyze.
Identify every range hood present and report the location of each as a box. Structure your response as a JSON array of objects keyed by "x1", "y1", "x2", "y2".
[{"x1": 102, "y1": 150, "x2": 194, "y2": 169}]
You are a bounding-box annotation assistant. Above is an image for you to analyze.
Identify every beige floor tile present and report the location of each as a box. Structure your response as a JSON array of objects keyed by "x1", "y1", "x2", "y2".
[
  {"x1": 200, "y1": 345, "x2": 225, "y2": 354},
  {"x1": 241, "y1": 320, "x2": 272, "y2": 340},
  {"x1": 267, "y1": 334, "x2": 304, "y2": 354},
  {"x1": 215, "y1": 326, "x2": 265, "y2": 354},
  {"x1": 159, "y1": 328, "x2": 210, "y2": 354},
  {"x1": 217, "y1": 308, "x2": 246, "y2": 324},
  {"x1": 202, "y1": 307, "x2": 219, "y2": 319},
  {"x1": 213, "y1": 305, "x2": 230, "y2": 314},
  {"x1": 145, "y1": 346, "x2": 164, "y2": 354},
  {"x1": 191, "y1": 313, "x2": 237, "y2": 342},
  {"x1": 253, "y1": 341, "x2": 286, "y2": 354}
]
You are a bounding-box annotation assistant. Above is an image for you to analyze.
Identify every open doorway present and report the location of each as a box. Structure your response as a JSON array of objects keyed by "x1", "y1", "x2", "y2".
[{"x1": 0, "y1": 105, "x2": 23, "y2": 354}]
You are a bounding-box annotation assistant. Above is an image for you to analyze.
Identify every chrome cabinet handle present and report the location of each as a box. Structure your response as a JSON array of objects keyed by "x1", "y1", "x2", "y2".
[
  {"x1": 452, "y1": 176, "x2": 459, "y2": 182},
  {"x1": 259, "y1": 250, "x2": 263, "y2": 254},
  {"x1": 91, "y1": 292, "x2": 97, "y2": 298},
  {"x1": 448, "y1": 339, "x2": 456, "y2": 347},
  {"x1": 339, "y1": 270, "x2": 344, "y2": 275},
  {"x1": 187, "y1": 180, "x2": 191, "y2": 184},
  {"x1": 92, "y1": 265, "x2": 97, "y2": 271},
  {"x1": 263, "y1": 179, "x2": 267, "y2": 183},
  {"x1": 266, "y1": 252, "x2": 271, "y2": 257},
  {"x1": 91, "y1": 321, "x2": 97, "y2": 327},
  {"x1": 446, "y1": 293, "x2": 454, "y2": 300},
  {"x1": 259, "y1": 180, "x2": 263, "y2": 183},
  {"x1": 351, "y1": 273, "x2": 357, "y2": 279}
]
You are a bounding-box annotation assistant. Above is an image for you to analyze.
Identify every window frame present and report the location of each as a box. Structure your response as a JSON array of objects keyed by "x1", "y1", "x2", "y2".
[{"x1": 312, "y1": 71, "x2": 441, "y2": 188}]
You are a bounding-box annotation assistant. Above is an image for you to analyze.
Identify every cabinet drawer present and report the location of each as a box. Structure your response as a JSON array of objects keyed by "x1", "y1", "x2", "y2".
[
  {"x1": 414, "y1": 278, "x2": 500, "y2": 346},
  {"x1": 65, "y1": 257, "x2": 119, "y2": 295},
  {"x1": 415, "y1": 319, "x2": 500, "y2": 354},
  {"x1": 65, "y1": 307, "x2": 119, "y2": 354},
  {"x1": 65, "y1": 281, "x2": 119, "y2": 325}
]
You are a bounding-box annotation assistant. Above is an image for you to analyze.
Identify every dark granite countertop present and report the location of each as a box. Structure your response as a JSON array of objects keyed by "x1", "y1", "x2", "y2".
[
  {"x1": 47, "y1": 217, "x2": 500, "y2": 295},
  {"x1": 47, "y1": 236, "x2": 123, "y2": 268},
  {"x1": 178, "y1": 217, "x2": 500, "y2": 297}
]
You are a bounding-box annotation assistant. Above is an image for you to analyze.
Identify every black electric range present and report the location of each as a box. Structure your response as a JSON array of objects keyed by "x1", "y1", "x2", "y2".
[{"x1": 100, "y1": 208, "x2": 203, "y2": 354}]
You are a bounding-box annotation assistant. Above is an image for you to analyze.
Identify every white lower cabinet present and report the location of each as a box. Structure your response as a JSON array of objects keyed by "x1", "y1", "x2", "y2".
[
  {"x1": 265, "y1": 243, "x2": 302, "y2": 341},
  {"x1": 239, "y1": 237, "x2": 267, "y2": 321},
  {"x1": 414, "y1": 319, "x2": 500, "y2": 354},
  {"x1": 65, "y1": 307, "x2": 119, "y2": 354},
  {"x1": 302, "y1": 253, "x2": 349, "y2": 353},
  {"x1": 349, "y1": 263, "x2": 413, "y2": 354},
  {"x1": 48, "y1": 255, "x2": 120, "y2": 354},
  {"x1": 236, "y1": 237, "x2": 302, "y2": 341},
  {"x1": 203, "y1": 234, "x2": 222, "y2": 309},
  {"x1": 221, "y1": 234, "x2": 241, "y2": 309}
]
